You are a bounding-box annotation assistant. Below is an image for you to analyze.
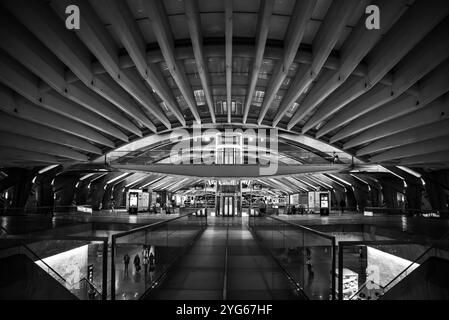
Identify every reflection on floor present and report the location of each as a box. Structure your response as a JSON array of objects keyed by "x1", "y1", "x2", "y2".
[
  {"x1": 113, "y1": 226, "x2": 202, "y2": 300},
  {"x1": 3, "y1": 212, "x2": 449, "y2": 300},
  {"x1": 144, "y1": 217, "x2": 301, "y2": 300}
]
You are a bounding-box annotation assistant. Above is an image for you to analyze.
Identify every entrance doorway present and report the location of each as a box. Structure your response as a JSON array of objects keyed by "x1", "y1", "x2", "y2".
[
  {"x1": 217, "y1": 195, "x2": 241, "y2": 216},
  {"x1": 222, "y1": 196, "x2": 235, "y2": 216}
]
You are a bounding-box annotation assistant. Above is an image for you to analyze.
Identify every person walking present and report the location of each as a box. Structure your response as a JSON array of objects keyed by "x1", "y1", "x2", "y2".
[
  {"x1": 123, "y1": 253, "x2": 130, "y2": 276},
  {"x1": 134, "y1": 254, "x2": 141, "y2": 273},
  {"x1": 143, "y1": 255, "x2": 149, "y2": 274},
  {"x1": 149, "y1": 252, "x2": 156, "y2": 272},
  {"x1": 340, "y1": 199, "x2": 346, "y2": 215},
  {"x1": 306, "y1": 257, "x2": 313, "y2": 278}
]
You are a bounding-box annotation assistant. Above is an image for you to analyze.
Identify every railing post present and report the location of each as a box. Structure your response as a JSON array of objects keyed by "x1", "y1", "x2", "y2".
[
  {"x1": 110, "y1": 235, "x2": 116, "y2": 300},
  {"x1": 102, "y1": 239, "x2": 108, "y2": 300},
  {"x1": 338, "y1": 243, "x2": 344, "y2": 301},
  {"x1": 331, "y1": 237, "x2": 336, "y2": 300}
]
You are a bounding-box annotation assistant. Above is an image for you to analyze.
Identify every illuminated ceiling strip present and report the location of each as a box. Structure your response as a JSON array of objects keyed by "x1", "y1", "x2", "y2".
[
  {"x1": 292, "y1": 177, "x2": 317, "y2": 190},
  {"x1": 167, "y1": 179, "x2": 189, "y2": 192},
  {"x1": 125, "y1": 176, "x2": 148, "y2": 188},
  {"x1": 350, "y1": 174, "x2": 370, "y2": 185},
  {"x1": 38, "y1": 164, "x2": 60, "y2": 175},
  {"x1": 326, "y1": 173, "x2": 352, "y2": 187},
  {"x1": 106, "y1": 173, "x2": 130, "y2": 185},
  {"x1": 90, "y1": 173, "x2": 108, "y2": 183},
  {"x1": 322, "y1": 174, "x2": 346, "y2": 188},
  {"x1": 80, "y1": 173, "x2": 96, "y2": 181},
  {"x1": 151, "y1": 178, "x2": 173, "y2": 190},
  {"x1": 384, "y1": 168, "x2": 405, "y2": 180},
  {"x1": 140, "y1": 176, "x2": 165, "y2": 189},
  {"x1": 284, "y1": 177, "x2": 311, "y2": 192},
  {"x1": 396, "y1": 166, "x2": 422, "y2": 178},
  {"x1": 307, "y1": 175, "x2": 334, "y2": 189}
]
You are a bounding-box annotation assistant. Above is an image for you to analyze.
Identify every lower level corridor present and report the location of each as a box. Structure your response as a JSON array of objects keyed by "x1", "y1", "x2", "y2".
[{"x1": 143, "y1": 217, "x2": 302, "y2": 300}]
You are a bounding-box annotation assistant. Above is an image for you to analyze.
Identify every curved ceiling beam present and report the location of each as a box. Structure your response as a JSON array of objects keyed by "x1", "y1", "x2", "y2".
[
  {"x1": 370, "y1": 136, "x2": 449, "y2": 163},
  {"x1": 316, "y1": 17, "x2": 449, "y2": 138},
  {"x1": 0, "y1": 50, "x2": 128, "y2": 142},
  {"x1": 184, "y1": 0, "x2": 216, "y2": 123},
  {"x1": 271, "y1": 178, "x2": 299, "y2": 193},
  {"x1": 276, "y1": 0, "x2": 405, "y2": 128},
  {"x1": 97, "y1": 124, "x2": 364, "y2": 166},
  {"x1": 2, "y1": 0, "x2": 155, "y2": 133},
  {"x1": 100, "y1": 0, "x2": 186, "y2": 127},
  {"x1": 285, "y1": 176, "x2": 314, "y2": 191},
  {"x1": 142, "y1": 0, "x2": 200, "y2": 125},
  {"x1": 293, "y1": 0, "x2": 449, "y2": 132},
  {"x1": 111, "y1": 164, "x2": 350, "y2": 179},
  {"x1": 0, "y1": 12, "x2": 138, "y2": 140},
  {"x1": 242, "y1": 0, "x2": 274, "y2": 124},
  {"x1": 225, "y1": 0, "x2": 233, "y2": 124},
  {"x1": 132, "y1": 174, "x2": 163, "y2": 189},
  {"x1": 0, "y1": 113, "x2": 102, "y2": 155},
  {"x1": 344, "y1": 93, "x2": 449, "y2": 149},
  {"x1": 256, "y1": 0, "x2": 317, "y2": 124},
  {"x1": 0, "y1": 146, "x2": 62, "y2": 164},
  {"x1": 52, "y1": 0, "x2": 169, "y2": 130},
  {"x1": 331, "y1": 59, "x2": 449, "y2": 143},
  {"x1": 0, "y1": 83, "x2": 115, "y2": 148},
  {"x1": 0, "y1": 132, "x2": 89, "y2": 162},
  {"x1": 357, "y1": 119, "x2": 449, "y2": 157},
  {"x1": 273, "y1": 0, "x2": 365, "y2": 127},
  {"x1": 91, "y1": 44, "x2": 379, "y2": 85},
  {"x1": 43, "y1": 43, "x2": 416, "y2": 106},
  {"x1": 398, "y1": 151, "x2": 449, "y2": 166}
]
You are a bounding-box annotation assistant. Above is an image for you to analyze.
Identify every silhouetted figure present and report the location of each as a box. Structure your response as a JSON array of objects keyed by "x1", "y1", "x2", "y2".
[
  {"x1": 340, "y1": 199, "x2": 346, "y2": 214},
  {"x1": 123, "y1": 254, "x2": 130, "y2": 276},
  {"x1": 149, "y1": 252, "x2": 156, "y2": 272},
  {"x1": 306, "y1": 257, "x2": 313, "y2": 278},
  {"x1": 259, "y1": 200, "x2": 266, "y2": 216},
  {"x1": 134, "y1": 254, "x2": 141, "y2": 273},
  {"x1": 332, "y1": 152, "x2": 339, "y2": 164},
  {"x1": 143, "y1": 255, "x2": 149, "y2": 274}
]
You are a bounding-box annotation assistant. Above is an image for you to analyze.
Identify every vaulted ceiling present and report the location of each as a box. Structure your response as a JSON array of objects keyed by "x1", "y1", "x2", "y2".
[{"x1": 0, "y1": 0, "x2": 449, "y2": 175}]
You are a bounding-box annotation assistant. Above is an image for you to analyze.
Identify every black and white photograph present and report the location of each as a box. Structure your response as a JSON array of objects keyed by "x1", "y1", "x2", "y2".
[{"x1": 0, "y1": 0, "x2": 449, "y2": 311}]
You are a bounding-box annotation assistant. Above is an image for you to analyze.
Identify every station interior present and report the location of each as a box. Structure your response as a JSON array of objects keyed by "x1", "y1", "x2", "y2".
[{"x1": 1, "y1": 0, "x2": 449, "y2": 301}]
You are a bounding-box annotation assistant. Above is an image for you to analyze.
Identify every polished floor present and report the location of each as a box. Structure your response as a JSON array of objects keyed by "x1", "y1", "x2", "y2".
[
  {"x1": 144, "y1": 217, "x2": 301, "y2": 300},
  {"x1": 2, "y1": 211, "x2": 449, "y2": 300}
]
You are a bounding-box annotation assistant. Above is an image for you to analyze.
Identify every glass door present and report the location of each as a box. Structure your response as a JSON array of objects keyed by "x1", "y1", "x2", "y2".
[{"x1": 223, "y1": 196, "x2": 234, "y2": 217}]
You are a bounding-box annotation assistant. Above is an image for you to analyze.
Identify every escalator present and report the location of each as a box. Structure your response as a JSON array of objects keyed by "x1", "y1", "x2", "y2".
[
  {"x1": 380, "y1": 257, "x2": 449, "y2": 300},
  {"x1": 0, "y1": 226, "x2": 102, "y2": 300},
  {"x1": 0, "y1": 254, "x2": 77, "y2": 300},
  {"x1": 142, "y1": 218, "x2": 303, "y2": 300}
]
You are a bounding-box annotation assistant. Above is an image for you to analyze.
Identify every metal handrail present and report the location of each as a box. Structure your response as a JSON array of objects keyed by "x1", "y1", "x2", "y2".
[
  {"x1": 348, "y1": 280, "x2": 385, "y2": 300},
  {"x1": 267, "y1": 216, "x2": 336, "y2": 241},
  {"x1": 222, "y1": 224, "x2": 229, "y2": 300},
  {"x1": 77, "y1": 277, "x2": 102, "y2": 299},
  {"x1": 0, "y1": 226, "x2": 67, "y2": 285},
  {"x1": 112, "y1": 213, "x2": 193, "y2": 238},
  {"x1": 337, "y1": 238, "x2": 449, "y2": 300},
  {"x1": 111, "y1": 211, "x2": 207, "y2": 299},
  {"x1": 138, "y1": 211, "x2": 207, "y2": 300},
  {"x1": 379, "y1": 229, "x2": 449, "y2": 296},
  {"x1": 248, "y1": 219, "x2": 309, "y2": 300},
  {"x1": 0, "y1": 230, "x2": 109, "y2": 300},
  {"x1": 257, "y1": 216, "x2": 337, "y2": 300}
]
